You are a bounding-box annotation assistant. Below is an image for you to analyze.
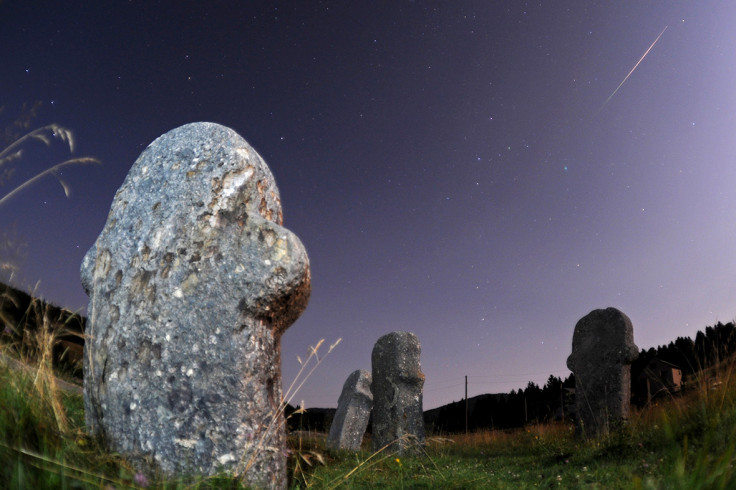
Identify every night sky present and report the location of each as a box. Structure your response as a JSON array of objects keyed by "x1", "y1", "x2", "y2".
[{"x1": 2, "y1": 1, "x2": 736, "y2": 410}]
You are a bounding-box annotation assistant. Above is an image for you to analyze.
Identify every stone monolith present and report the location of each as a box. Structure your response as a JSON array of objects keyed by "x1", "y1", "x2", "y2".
[
  {"x1": 80, "y1": 122, "x2": 310, "y2": 488},
  {"x1": 566, "y1": 307, "x2": 639, "y2": 437},
  {"x1": 326, "y1": 369, "x2": 372, "y2": 452},
  {"x1": 371, "y1": 331, "x2": 425, "y2": 453}
]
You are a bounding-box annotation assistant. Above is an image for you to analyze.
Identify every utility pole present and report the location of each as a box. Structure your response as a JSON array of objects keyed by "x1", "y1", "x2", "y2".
[{"x1": 465, "y1": 375, "x2": 468, "y2": 434}]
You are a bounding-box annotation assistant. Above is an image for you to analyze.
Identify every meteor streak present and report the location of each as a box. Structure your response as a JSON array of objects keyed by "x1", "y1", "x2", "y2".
[{"x1": 599, "y1": 25, "x2": 668, "y2": 113}]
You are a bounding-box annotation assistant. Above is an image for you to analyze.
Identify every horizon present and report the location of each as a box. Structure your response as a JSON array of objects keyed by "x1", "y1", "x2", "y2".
[{"x1": 0, "y1": 279, "x2": 725, "y2": 411}]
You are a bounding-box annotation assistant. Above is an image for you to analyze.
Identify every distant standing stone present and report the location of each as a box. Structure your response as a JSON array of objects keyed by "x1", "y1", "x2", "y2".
[
  {"x1": 566, "y1": 307, "x2": 639, "y2": 437},
  {"x1": 371, "y1": 332, "x2": 426, "y2": 453},
  {"x1": 80, "y1": 122, "x2": 310, "y2": 488},
  {"x1": 327, "y1": 369, "x2": 372, "y2": 452}
]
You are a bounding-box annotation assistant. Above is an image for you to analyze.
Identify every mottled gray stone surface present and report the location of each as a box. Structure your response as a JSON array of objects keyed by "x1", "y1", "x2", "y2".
[
  {"x1": 81, "y1": 122, "x2": 310, "y2": 488},
  {"x1": 567, "y1": 307, "x2": 639, "y2": 437},
  {"x1": 326, "y1": 369, "x2": 372, "y2": 452},
  {"x1": 371, "y1": 332, "x2": 425, "y2": 453}
]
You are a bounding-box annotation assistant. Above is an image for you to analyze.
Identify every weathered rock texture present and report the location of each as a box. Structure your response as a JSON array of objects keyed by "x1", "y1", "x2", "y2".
[
  {"x1": 371, "y1": 332, "x2": 426, "y2": 453},
  {"x1": 566, "y1": 307, "x2": 639, "y2": 437},
  {"x1": 80, "y1": 122, "x2": 310, "y2": 488},
  {"x1": 326, "y1": 369, "x2": 372, "y2": 452}
]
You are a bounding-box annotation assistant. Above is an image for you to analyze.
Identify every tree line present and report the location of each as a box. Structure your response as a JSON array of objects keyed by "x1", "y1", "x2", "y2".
[
  {"x1": 3, "y1": 281, "x2": 735, "y2": 435},
  {"x1": 426, "y1": 321, "x2": 736, "y2": 433}
]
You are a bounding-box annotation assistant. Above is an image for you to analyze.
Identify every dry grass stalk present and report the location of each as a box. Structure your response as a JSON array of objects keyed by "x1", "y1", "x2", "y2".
[
  {"x1": 236, "y1": 337, "x2": 341, "y2": 481},
  {"x1": 323, "y1": 434, "x2": 438, "y2": 490},
  {"x1": 0, "y1": 284, "x2": 78, "y2": 435},
  {"x1": 22, "y1": 296, "x2": 71, "y2": 434},
  {"x1": 0, "y1": 123, "x2": 101, "y2": 208}
]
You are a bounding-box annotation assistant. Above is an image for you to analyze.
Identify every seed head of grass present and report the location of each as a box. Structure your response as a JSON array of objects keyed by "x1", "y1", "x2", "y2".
[{"x1": 0, "y1": 122, "x2": 101, "y2": 208}]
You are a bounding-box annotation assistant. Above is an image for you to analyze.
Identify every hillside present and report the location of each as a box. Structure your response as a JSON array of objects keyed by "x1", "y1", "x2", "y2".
[{"x1": 4, "y1": 281, "x2": 736, "y2": 437}]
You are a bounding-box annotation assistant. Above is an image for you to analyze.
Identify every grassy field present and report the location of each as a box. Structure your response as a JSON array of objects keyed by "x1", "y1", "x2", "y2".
[
  {"x1": 2, "y1": 344, "x2": 735, "y2": 489},
  {"x1": 1, "y1": 304, "x2": 735, "y2": 488},
  {"x1": 291, "y1": 373, "x2": 736, "y2": 489}
]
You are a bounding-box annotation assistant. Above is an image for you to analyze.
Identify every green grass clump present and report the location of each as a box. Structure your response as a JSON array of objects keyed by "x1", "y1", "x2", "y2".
[
  {"x1": 2, "y1": 293, "x2": 736, "y2": 488},
  {"x1": 291, "y1": 361, "x2": 736, "y2": 489},
  {"x1": 2, "y1": 342, "x2": 736, "y2": 489},
  {"x1": 0, "y1": 353, "x2": 122, "y2": 488},
  {"x1": 0, "y1": 309, "x2": 253, "y2": 489},
  {"x1": 0, "y1": 354, "x2": 256, "y2": 489}
]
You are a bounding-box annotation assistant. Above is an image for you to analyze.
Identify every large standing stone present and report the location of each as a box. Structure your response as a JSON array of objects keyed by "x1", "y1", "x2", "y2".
[
  {"x1": 326, "y1": 369, "x2": 372, "y2": 452},
  {"x1": 371, "y1": 332, "x2": 426, "y2": 453},
  {"x1": 80, "y1": 122, "x2": 310, "y2": 488},
  {"x1": 566, "y1": 307, "x2": 639, "y2": 437}
]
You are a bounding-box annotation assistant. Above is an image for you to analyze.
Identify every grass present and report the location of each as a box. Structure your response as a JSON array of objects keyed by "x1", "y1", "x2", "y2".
[
  {"x1": 0, "y1": 295, "x2": 254, "y2": 489},
  {"x1": 0, "y1": 103, "x2": 102, "y2": 205},
  {"x1": 1, "y1": 289, "x2": 735, "y2": 489},
  {"x1": 1, "y1": 105, "x2": 100, "y2": 288},
  {"x1": 0, "y1": 122, "x2": 100, "y2": 208},
  {"x1": 8, "y1": 281, "x2": 730, "y2": 487},
  {"x1": 0, "y1": 291, "x2": 345, "y2": 488},
  {"x1": 2, "y1": 302, "x2": 736, "y2": 489},
  {"x1": 288, "y1": 361, "x2": 736, "y2": 489}
]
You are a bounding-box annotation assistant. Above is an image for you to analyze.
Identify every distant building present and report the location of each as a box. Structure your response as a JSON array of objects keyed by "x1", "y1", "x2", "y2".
[{"x1": 636, "y1": 358, "x2": 682, "y2": 404}]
